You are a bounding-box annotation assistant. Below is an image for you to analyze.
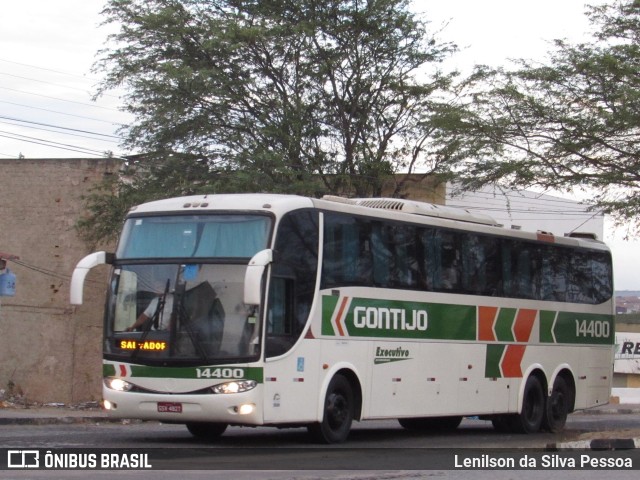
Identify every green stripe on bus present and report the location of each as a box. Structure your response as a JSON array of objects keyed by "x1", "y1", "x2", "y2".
[
  {"x1": 103, "y1": 364, "x2": 264, "y2": 383},
  {"x1": 485, "y1": 344, "x2": 505, "y2": 378},
  {"x1": 548, "y1": 311, "x2": 614, "y2": 345},
  {"x1": 322, "y1": 296, "x2": 476, "y2": 341},
  {"x1": 539, "y1": 310, "x2": 557, "y2": 343},
  {"x1": 494, "y1": 308, "x2": 516, "y2": 342},
  {"x1": 539, "y1": 310, "x2": 614, "y2": 345},
  {"x1": 322, "y1": 295, "x2": 340, "y2": 335}
]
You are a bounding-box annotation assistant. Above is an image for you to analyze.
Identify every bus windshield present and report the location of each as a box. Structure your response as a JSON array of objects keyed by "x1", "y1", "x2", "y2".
[
  {"x1": 105, "y1": 263, "x2": 260, "y2": 364},
  {"x1": 106, "y1": 213, "x2": 272, "y2": 364}
]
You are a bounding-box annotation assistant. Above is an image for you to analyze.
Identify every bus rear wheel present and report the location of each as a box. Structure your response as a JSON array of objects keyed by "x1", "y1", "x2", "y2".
[
  {"x1": 543, "y1": 376, "x2": 571, "y2": 433},
  {"x1": 510, "y1": 375, "x2": 545, "y2": 434},
  {"x1": 308, "y1": 374, "x2": 354, "y2": 444},
  {"x1": 186, "y1": 422, "x2": 228, "y2": 439}
]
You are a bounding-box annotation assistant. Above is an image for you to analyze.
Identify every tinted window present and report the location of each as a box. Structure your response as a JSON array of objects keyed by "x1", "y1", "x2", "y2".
[
  {"x1": 321, "y1": 211, "x2": 612, "y2": 305},
  {"x1": 266, "y1": 210, "x2": 319, "y2": 358}
]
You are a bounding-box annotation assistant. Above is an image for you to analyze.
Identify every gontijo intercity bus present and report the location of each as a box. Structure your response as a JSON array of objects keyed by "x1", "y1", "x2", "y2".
[{"x1": 70, "y1": 193, "x2": 615, "y2": 443}]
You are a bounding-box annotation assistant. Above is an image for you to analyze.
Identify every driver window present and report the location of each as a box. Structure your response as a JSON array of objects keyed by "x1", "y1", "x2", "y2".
[{"x1": 265, "y1": 277, "x2": 295, "y2": 357}]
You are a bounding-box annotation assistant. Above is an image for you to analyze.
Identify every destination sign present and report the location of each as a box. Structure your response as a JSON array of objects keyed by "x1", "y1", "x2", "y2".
[{"x1": 117, "y1": 340, "x2": 167, "y2": 351}]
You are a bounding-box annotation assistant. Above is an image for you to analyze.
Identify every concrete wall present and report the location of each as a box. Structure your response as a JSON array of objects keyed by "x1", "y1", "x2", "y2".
[{"x1": 0, "y1": 158, "x2": 119, "y2": 403}]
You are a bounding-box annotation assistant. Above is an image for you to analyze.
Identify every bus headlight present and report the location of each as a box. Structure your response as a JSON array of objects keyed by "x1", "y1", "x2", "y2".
[
  {"x1": 104, "y1": 377, "x2": 133, "y2": 392},
  {"x1": 212, "y1": 380, "x2": 257, "y2": 394},
  {"x1": 237, "y1": 403, "x2": 255, "y2": 415}
]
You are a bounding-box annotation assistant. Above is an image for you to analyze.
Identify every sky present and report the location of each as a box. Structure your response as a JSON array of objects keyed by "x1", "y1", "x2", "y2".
[
  {"x1": 1, "y1": 0, "x2": 638, "y2": 290},
  {"x1": 0, "y1": 0, "x2": 128, "y2": 159}
]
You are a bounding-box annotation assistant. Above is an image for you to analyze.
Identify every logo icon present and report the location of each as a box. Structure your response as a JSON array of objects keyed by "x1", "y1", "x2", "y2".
[{"x1": 7, "y1": 450, "x2": 40, "y2": 468}]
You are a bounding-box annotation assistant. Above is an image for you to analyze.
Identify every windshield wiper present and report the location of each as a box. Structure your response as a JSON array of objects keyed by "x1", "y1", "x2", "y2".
[
  {"x1": 168, "y1": 275, "x2": 212, "y2": 363},
  {"x1": 131, "y1": 279, "x2": 170, "y2": 361}
]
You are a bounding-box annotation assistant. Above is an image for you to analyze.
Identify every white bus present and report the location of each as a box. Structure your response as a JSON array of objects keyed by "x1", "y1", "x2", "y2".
[{"x1": 70, "y1": 194, "x2": 614, "y2": 443}]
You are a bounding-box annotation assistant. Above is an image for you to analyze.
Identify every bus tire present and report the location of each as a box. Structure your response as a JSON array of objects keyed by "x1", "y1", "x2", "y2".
[
  {"x1": 186, "y1": 422, "x2": 228, "y2": 439},
  {"x1": 510, "y1": 375, "x2": 545, "y2": 434},
  {"x1": 399, "y1": 416, "x2": 462, "y2": 431},
  {"x1": 542, "y1": 376, "x2": 570, "y2": 433},
  {"x1": 308, "y1": 374, "x2": 354, "y2": 444}
]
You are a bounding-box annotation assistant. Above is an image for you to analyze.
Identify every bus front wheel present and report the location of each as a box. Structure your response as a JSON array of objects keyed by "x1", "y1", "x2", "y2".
[
  {"x1": 308, "y1": 374, "x2": 354, "y2": 444},
  {"x1": 186, "y1": 422, "x2": 228, "y2": 439}
]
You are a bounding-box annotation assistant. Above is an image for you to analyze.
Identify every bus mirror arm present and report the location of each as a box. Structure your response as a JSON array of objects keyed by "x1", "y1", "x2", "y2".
[
  {"x1": 244, "y1": 249, "x2": 273, "y2": 306},
  {"x1": 70, "y1": 251, "x2": 114, "y2": 305}
]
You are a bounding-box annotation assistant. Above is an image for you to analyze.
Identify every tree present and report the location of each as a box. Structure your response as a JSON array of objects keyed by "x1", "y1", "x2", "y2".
[
  {"x1": 81, "y1": 0, "x2": 463, "y2": 243},
  {"x1": 457, "y1": 0, "x2": 640, "y2": 227}
]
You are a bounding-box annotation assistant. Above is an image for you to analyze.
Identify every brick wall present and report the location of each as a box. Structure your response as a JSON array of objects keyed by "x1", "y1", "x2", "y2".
[{"x1": 0, "y1": 158, "x2": 120, "y2": 403}]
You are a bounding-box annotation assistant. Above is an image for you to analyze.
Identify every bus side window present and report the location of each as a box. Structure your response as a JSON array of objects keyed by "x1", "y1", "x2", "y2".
[
  {"x1": 372, "y1": 222, "x2": 391, "y2": 287},
  {"x1": 590, "y1": 251, "x2": 613, "y2": 304},
  {"x1": 436, "y1": 231, "x2": 461, "y2": 291},
  {"x1": 339, "y1": 222, "x2": 361, "y2": 284},
  {"x1": 265, "y1": 276, "x2": 295, "y2": 358},
  {"x1": 568, "y1": 251, "x2": 592, "y2": 303},
  {"x1": 391, "y1": 224, "x2": 419, "y2": 289},
  {"x1": 515, "y1": 248, "x2": 535, "y2": 299},
  {"x1": 267, "y1": 278, "x2": 290, "y2": 335},
  {"x1": 462, "y1": 234, "x2": 500, "y2": 296},
  {"x1": 541, "y1": 246, "x2": 568, "y2": 302},
  {"x1": 322, "y1": 216, "x2": 371, "y2": 286},
  {"x1": 568, "y1": 250, "x2": 613, "y2": 304},
  {"x1": 502, "y1": 240, "x2": 537, "y2": 299},
  {"x1": 421, "y1": 228, "x2": 437, "y2": 290}
]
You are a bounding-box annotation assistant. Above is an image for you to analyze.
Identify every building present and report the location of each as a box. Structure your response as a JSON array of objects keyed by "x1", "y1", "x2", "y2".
[
  {"x1": 0, "y1": 158, "x2": 119, "y2": 403},
  {"x1": 613, "y1": 322, "x2": 640, "y2": 404},
  {"x1": 446, "y1": 184, "x2": 605, "y2": 239}
]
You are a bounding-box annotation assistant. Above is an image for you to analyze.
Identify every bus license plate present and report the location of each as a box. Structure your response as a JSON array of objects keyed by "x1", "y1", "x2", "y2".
[{"x1": 157, "y1": 402, "x2": 182, "y2": 413}]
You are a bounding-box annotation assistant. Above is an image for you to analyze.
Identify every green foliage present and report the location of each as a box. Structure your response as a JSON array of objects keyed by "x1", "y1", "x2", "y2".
[
  {"x1": 458, "y1": 0, "x2": 640, "y2": 227},
  {"x1": 81, "y1": 0, "x2": 465, "y2": 242}
]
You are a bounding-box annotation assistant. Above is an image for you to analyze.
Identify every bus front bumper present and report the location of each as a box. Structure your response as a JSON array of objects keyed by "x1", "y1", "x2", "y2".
[{"x1": 102, "y1": 386, "x2": 264, "y2": 425}]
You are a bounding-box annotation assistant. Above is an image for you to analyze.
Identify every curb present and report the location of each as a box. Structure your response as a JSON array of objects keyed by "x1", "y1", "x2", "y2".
[
  {"x1": 0, "y1": 415, "x2": 118, "y2": 426},
  {"x1": 547, "y1": 438, "x2": 640, "y2": 450},
  {"x1": 579, "y1": 408, "x2": 640, "y2": 415}
]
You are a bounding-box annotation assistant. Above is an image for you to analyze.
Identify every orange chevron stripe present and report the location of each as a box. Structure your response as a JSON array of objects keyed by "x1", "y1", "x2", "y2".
[
  {"x1": 478, "y1": 306, "x2": 498, "y2": 341},
  {"x1": 335, "y1": 297, "x2": 349, "y2": 337},
  {"x1": 513, "y1": 309, "x2": 537, "y2": 342},
  {"x1": 501, "y1": 345, "x2": 526, "y2": 378}
]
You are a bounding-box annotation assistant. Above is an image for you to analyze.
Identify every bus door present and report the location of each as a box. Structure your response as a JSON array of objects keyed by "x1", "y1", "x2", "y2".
[{"x1": 262, "y1": 275, "x2": 320, "y2": 423}]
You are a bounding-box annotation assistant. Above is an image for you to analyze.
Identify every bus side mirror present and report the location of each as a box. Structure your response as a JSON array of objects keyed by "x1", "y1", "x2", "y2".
[
  {"x1": 244, "y1": 249, "x2": 273, "y2": 306},
  {"x1": 70, "y1": 251, "x2": 113, "y2": 305}
]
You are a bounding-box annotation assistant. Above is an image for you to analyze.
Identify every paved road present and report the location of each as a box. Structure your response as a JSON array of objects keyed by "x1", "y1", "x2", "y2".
[
  {"x1": 1, "y1": 410, "x2": 639, "y2": 478},
  {"x1": 2, "y1": 411, "x2": 640, "y2": 448}
]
